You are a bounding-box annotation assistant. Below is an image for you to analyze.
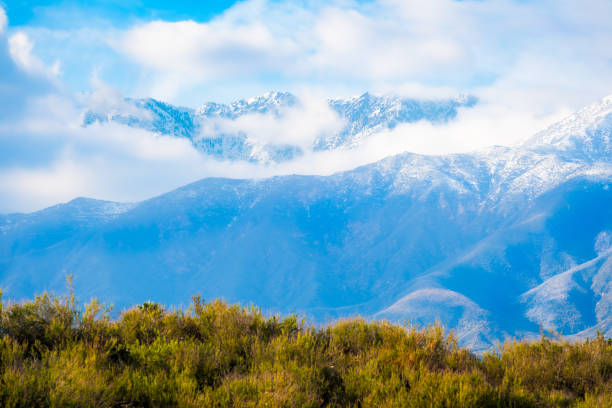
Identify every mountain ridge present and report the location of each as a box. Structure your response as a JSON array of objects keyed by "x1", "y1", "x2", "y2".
[{"x1": 83, "y1": 91, "x2": 477, "y2": 164}]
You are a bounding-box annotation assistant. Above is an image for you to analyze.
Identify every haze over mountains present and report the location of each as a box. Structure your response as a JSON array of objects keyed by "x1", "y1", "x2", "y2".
[
  {"x1": 83, "y1": 92, "x2": 477, "y2": 164},
  {"x1": 2, "y1": 93, "x2": 612, "y2": 350}
]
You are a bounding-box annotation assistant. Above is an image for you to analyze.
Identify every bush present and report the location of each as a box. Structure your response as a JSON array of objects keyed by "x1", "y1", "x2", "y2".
[{"x1": 0, "y1": 289, "x2": 611, "y2": 407}]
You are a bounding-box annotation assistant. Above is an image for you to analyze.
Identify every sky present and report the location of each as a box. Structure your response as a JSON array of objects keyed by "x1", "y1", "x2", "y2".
[
  {"x1": 2, "y1": 0, "x2": 241, "y2": 26},
  {"x1": 0, "y1": 0, "x2": 611, "y2": 212}
]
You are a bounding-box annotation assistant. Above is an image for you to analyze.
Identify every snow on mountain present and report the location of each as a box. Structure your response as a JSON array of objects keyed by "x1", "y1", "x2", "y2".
[
  {"x1": 375, "y1": 288, "x2": 494, "y2": 350},
  {"x1": 315, "y1": 92, "x2": 477, "y2": 150},
  {"x1": 82, "y1": 91, "x2": 476, "y2": 164},
  {"x1": 520, "y1": 249, "x2": 612, "y2": 334},
  {"x1": 466, "y1": 96, "x2": 612, "y2": 211},
  {"x1": 524, "y1": 94, "x2": 612, "y2": 161},
  {"x1": 4, "y1": 94, "x2": 612, "y2": 350},
  {"x1": 84, "y1": 98, "x2": 197, "y2": 138},
  {"x1": 195, "y1": 91, "x2": 298, "y2": 118},
  {"x1": 84, "y1": 92, "x2": 302, "y2": 164}
]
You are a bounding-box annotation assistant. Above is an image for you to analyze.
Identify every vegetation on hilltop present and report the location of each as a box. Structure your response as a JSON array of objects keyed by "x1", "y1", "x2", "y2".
[{"x1": 0, "y1": 285, "x2": 611, "y2": 407}]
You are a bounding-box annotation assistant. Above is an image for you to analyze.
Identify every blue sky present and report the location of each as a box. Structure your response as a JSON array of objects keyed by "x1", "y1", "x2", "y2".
[
  {"x1": 0, "y1": 0, "x2": 611, "y2": 212},
  {"x1": 2, "y1": 0, "x2": 242, "y2": 26}
]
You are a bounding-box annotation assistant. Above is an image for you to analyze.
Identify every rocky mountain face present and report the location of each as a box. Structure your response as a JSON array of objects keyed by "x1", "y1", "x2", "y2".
[
  {"x1": 83, "y1": 92, "x2": 476, "y2": 164},
  {"x1": 4, "y1": 95, "x2": 612, "y2": 351}
]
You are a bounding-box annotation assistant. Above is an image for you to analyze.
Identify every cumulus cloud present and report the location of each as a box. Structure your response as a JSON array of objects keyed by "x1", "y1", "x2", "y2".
[
  {"x1": 116, "y1": 0, "x2": 477, "y2": 86},
  {"x1": 112, "y1": 0, "x2": 612, "y2": 105},
  {"x1": 8, "y1": 32, "x2": 61, "y2": 78},
  {"x1": 0, "y1": 22, "x2": 56, "y2": 122}
]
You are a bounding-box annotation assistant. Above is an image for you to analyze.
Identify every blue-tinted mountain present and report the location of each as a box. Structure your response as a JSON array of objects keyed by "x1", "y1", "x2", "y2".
[
  {"x1": 315, "y1": 93, "x2": 477, "y2": 150},
  {"x1": 83, "y1": 91, "x2": 475, "y2": 164},
  {"x1": 83, "y1": 92, "x2": 302, "y2": 163},
  {"x1": 4, "y1": 95, "x2": 612, "y2": 350}
]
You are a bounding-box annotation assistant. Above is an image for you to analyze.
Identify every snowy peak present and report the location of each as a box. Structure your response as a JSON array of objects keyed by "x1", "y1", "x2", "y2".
[
  {"x1": 83, "y1": 97, "x2": 198, "y2": 139},
  {"x1": 195, "y1": 91, "x2": 298, "y2": 118},
  {"x1": 469, "y1": 95, "x2": 612, "y2": 206},
  {"x1": 524, "y1": 94, "x2": 612, "y2": 161},
  {"x1": 316, "y1": 93, "x2": 477, "y2": 150}
]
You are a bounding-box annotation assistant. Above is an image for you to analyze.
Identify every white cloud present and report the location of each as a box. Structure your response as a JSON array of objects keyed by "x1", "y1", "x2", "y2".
[
  {"x1": 0, "y1": 99, "x2": 252, "y2": 212},
  {"x1": 0, "y1": 8, "x2": 6, "y2": 35},
  {"x1": 0, "y1": 9, "x2": 57, "y2": 123},
  {"x1": 83, "y1": 72, "x2": 153, "y2": 121},
  {"x1": 8, "y1": 32, "x2": 61, "y2": 78},
  {"x1": 112, "y1": 0, "x2": 610, "y2": 97},
  {"x1": 305, "y1": 2, "x2": 466, "y2": 80},
  {"x1": 198, "y1": 93, "x2": 345, "y2": 150},
  {"x1": 0, "y1": 159, "x2": 91, "y2": 211},
  {"x1": 114, "y1": 2, "x2": 297, "y2": 100}
]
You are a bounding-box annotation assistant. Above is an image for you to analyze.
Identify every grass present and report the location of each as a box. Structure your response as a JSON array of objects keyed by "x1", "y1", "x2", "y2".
[{"x1": 0, "y1": 283, "x2": 611, "y2": 407}]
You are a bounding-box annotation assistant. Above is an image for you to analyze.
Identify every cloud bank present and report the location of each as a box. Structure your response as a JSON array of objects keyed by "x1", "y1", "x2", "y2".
[{"x1": 109, "y1": 0, "x2": 612, "y2": 108}]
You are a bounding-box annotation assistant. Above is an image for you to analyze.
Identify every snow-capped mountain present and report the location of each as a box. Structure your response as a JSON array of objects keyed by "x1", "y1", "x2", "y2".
[
  {"x1": 84, "y1": 98, "x2": 198, "y2": 139},
  {"x1": 83, "y1": 91, "x2": 476, "y2": 164},
  {"x1": 4, "y1": 94, "x2": 612, "y2": 350},
  {"x1": 316, "y1": 92, "x2": 477, "y2": 150},
  {"x1": 195, "y1": 91, "x2": 299, "y2": 118},
  {"x1": 83, "y1": 92, "x2": 303, "y2": 163}
]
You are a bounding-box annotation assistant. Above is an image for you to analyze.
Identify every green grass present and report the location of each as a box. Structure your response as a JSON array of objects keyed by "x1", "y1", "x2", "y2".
[{"x1": 0, "y1": 284, "x2": 611, "y2": 407}]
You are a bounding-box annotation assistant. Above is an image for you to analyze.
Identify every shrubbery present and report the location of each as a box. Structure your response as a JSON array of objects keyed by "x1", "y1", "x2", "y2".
[{"x1": 0, "y1": 284, "x2": 611, "y2": 407}]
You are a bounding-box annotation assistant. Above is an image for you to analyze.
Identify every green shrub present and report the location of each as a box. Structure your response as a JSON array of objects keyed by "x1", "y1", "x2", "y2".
[{"x1": 0, "y1": 289, "x2": 611, "y2": 407}]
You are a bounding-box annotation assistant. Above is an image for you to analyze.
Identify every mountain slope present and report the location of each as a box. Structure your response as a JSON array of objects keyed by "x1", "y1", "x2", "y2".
[{"x1": 3, "y1": 94, "x2": 612, "y2": 350}]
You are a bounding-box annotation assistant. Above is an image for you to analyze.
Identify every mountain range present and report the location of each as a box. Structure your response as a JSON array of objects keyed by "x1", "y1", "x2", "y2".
[
  {"x1": 83, "y1": 92, "x2": 477, "y2": 164},
  {"x1": 2, "y1": 93, "x2": 612, "y2": 351}
]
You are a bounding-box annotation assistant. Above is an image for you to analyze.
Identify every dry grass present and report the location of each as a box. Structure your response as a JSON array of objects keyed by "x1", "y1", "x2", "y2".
[{"x1": 0, "y1": 286, "x2": 611, "y2": 407}]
